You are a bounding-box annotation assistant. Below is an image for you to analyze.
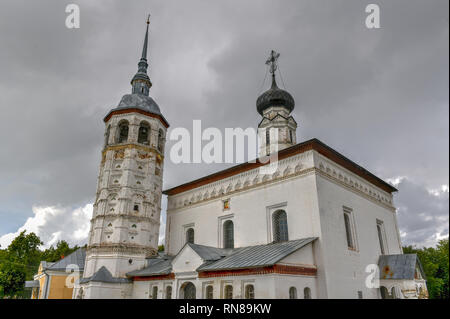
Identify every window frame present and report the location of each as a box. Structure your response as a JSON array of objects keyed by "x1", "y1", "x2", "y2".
[
  {"x1": 205, "y1": 285, "x2": 214, "y2": 299},
  {"x1": 157, "y1": 129, "x2": 165, "y2": 152},
  {"x1": 289, "y1": 287, "x2": 297, "y2": 299},
  {"x1": 343, "y1": 207, "x2": 358, "y2": 251},
  {"x1": 186, "y1": 227, "x2": 195, "y2": 244},
  {"x1": 224, "y1": 285, "x2": 233, "y2": 299},
  {"x1": 376, "y1": 219, "x2": 387, "y2": 255},
  {"x1": 151, "y1": 285, "x2": 158, "y2": 299},
  {"x1": 137, "y1": 121, "x2": 150, "y2": 145},
  {"x1": 304, "y1": 287, "x2": 311, "y2": 299},
  {"x1": 117, "y1": 120, "x2": 129, "y2": 144},
  {"x1": 244, "y1": 284, "x2": 255, "y2": 299},
  {"x1": 223, "y1": 220, "x2": 234, "y2": 249},
  {"x1": 165, "y1": 285, "x2": 172, "y2": 299},
  {"x1": 272, "y1": 210, "x2": 289, "y2": 243}
]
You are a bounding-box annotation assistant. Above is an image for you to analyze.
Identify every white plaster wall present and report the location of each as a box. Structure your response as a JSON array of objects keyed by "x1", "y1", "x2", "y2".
[
  {"x1": 279, "y1": 242, "x2": 315, "y2": 266},
  {"x1": 83, "y1": 282, "x2": 132, "y2": 299},
  {"x1": 171, "y1": 246, "x2": 205, "y2": 273},
  {"x1": 314, "y1": 172, "x2": 402, "y2": 299},
  {"x1": 166, "y1": 173, "x2": 321, "y2": 256},
  {"x1": 129, "y1": 274, "x2": 316, "y2": 299}
]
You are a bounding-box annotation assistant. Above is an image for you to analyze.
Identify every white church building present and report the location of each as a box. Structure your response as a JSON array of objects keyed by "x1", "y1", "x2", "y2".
[{"x1": 75, "y1": 20, "x2": 428, "y2": 299}]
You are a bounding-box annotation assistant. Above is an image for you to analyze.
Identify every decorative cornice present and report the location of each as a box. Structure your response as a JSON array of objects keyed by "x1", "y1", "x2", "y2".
[
  {"x1": 163, "y1": 138, "x2": 397, "y2": 196},
  {"x1": 167, "y1": 165, "x2": 315, "y2": 212},
  {"x1": 90, "y1": 214, "x2": 157, "y2": 224},
  {"x1": 86, "y1": 243, "x2": 157, "y2": 258}
]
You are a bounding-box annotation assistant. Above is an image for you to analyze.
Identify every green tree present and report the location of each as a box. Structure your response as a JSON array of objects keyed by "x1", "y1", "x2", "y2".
[
  {"x1": 41, "y1": 240, "x2": 78, "y2": 262},
  {"x1": 0, "y1": 231, "x2": 43, "y2": 298},
  {"x1": 403, "y1": 238, "x2": 449, "y2": 299},
  {"x1": 0, "y1": 263, "x2": 26, "y2": 298},
  {"x1": 7, "y1": 231, "x2": 43, "y2": 280}
]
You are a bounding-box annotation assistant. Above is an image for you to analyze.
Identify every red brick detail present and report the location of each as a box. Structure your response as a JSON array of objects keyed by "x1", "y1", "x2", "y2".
[
  {"x1": 198, "y1": 265, "x2": 317, "y2": 278},
  {"x1": 104, "y1": 108, "x2": 169, "y2": 128},
  {"x1": 133, "y1": 273, "x2": 175, "y2": 281}
]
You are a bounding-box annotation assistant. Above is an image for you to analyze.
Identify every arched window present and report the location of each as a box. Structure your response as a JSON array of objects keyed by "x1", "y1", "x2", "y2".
[
  {"x1": 223, "y1": 220, "x2": 234, "y2": 249},
  {"x1": 272, "y1": 210, "x2": 289, "y2": 242},
  {"x1": 181, "y1": 282, "x2": 196, "y2": 299},
  {"x1": 138, "y1": 122, "x2": 150, "y2": 145},
  {"x1": 304, "y1": 287, "x2": 311, "y2": 299},
  {"x1": 157, "y1": 129, "x2": 164, "y2": 152},
  {"x1": 391, "y1": 287, "x2": 397, "y2": 299},
  {"x1": 117, "y1": 121, "x2": 129, "y2": 143},
  {"x1": 186, "y1": 228, "x2": 194, "y2": 244},
  {"x1": 166, "y1": 286, "x2": 172, "y2": 299},
  {"x1": 380, "y1": 286, "x2": 389, "y2": 299},
  {"x1": 245, "y1": 285, "x2": 255, "y2": 299},
  {"x1": 266, "y1": 129, "x2": 270, "y2": 146},
  {"x1": 289, "y1": 287, "x2": 297, "y2": 299},
  {"x1": 152, "y1": 286, "x2": 158, "y2": 299},
  {"x1": 224, "y1": 285, "x2": 233, "y2": 299},
  {"x1": 105, "y1": 125, "x2": 111, "y2": 146},
  {"x1": 206, "y1": 285, "x2": 214, "y2": 299}
]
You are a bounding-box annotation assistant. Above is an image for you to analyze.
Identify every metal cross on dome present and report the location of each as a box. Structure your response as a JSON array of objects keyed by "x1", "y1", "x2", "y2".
[{"x1": 266, "y1": 50, "x2": 280, "y2": 75}]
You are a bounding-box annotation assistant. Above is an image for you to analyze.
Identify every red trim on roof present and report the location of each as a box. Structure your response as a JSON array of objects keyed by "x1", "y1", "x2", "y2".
[{"x1": 163, "y1": 138, "x2": 397, "y2": 195}]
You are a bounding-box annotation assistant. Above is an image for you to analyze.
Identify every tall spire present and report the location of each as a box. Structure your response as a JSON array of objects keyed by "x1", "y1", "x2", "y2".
[
  {"x1": 141, "y1": 14, "x2": 150, "y2": 61},
  {"x1": 131, "y1": 15, "x2": 152, "y2": 96}
]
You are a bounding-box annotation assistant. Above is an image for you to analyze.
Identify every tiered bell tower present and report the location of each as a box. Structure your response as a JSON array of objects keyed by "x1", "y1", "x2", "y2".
[
  {"x1": 79, "y1": 17, "x2": 169, "y2": 299},
  {"x1": 257, "y1": 50, "x2": 297, "y2": 157}
]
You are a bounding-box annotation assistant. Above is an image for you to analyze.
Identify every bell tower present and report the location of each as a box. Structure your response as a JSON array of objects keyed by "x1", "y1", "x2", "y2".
[
  {"x1": 257, "y1": 50, "x2": 297, "y2": 157},
  {"x1": 79, "y1": 16, "x2": 169, "y2": 299}
]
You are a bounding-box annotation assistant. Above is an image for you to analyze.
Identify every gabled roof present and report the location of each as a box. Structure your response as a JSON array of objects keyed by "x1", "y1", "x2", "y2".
[
  {"x1": 126, "y1": 238, "x2": 317, "y2": 279},
  {"x1": 126, "y1": 256, "x2": 174, "y2": 277},
  {"x1": 187, "y1": 243, "x2": 235, "y2": 261},
  {"x1": 163, "y1": 139, "x2": 397, "y2": 196},
  {"x1": 197, "y1": 237, "x2": 317, "y2": 272},
  {"x1": 40, "y1": 261, "x2": 55, "y2": 270},
  {"x1": 378, "y1": 254, "x2": 426, "y2": 280},
  {"x1": 80, "y1": 266, "x2": 131, "y2": 284},
  {"x1": 47, "y1": 248, "x2": 86, "y2": 271}
]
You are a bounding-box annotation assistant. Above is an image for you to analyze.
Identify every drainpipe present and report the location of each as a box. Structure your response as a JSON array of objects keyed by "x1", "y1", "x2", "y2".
[{"x1": 42, "y1": 270, "x2": 51, "y2": 299}]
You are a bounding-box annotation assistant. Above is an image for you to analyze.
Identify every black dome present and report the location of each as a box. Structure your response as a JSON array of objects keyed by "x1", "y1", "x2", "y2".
[{"x1": 256, "y1": 78, "x2": 295, "y2": 116}]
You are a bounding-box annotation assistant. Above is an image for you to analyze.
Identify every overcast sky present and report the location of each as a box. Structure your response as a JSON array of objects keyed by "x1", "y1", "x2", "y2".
[{"x1": 0, "y1": 0, "x2": 448, "y2": 249}]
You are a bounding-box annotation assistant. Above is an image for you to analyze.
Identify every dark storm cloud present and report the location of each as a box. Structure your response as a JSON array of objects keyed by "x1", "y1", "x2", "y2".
[
  {"x1": 0, "y1": 0, "x2": 447, "y2": 247},
  {"x1": 395, "y1": 178, "x2": 449, "y2": 248}
]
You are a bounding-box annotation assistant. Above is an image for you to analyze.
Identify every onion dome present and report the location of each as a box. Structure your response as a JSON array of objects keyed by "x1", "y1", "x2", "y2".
[{"x1": 256, "y1": 74, "x2": 295, "y2": 116}]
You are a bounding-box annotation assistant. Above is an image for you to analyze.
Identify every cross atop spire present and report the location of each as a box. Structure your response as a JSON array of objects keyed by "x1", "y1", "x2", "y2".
[
  {"x1": 131, "y1": 15, "x2": 152, "y2": 96},
  {"x1": 266, "y1": 50, "x2": 281, "y2": 88}
]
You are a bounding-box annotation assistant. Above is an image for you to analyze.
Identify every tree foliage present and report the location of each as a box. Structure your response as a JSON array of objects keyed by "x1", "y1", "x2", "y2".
[
  {"x1": 0, "y1": 232, "x2": 80, "y2": 298},
  {"x1": 41, "y1": 240, "x2": 79, "y2": 263},
  {"x1": 403, "y1": 238, "x2": 449, "y2": 299}
]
